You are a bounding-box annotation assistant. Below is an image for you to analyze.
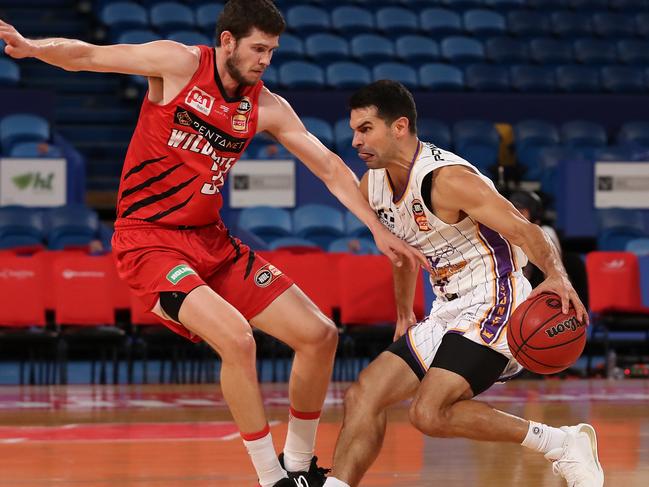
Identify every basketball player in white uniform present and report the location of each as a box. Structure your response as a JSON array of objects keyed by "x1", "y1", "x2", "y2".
[{"x1": 322, "y1": 81, "x2": 603, "y2": 487}]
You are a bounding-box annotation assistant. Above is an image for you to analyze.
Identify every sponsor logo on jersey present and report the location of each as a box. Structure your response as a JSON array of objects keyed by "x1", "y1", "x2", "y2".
[
  {"x1": 411, "y1": 199, "x2": 430, "y2": 231},
  {"x1": 166, "y1": 264, "x2": 197, "y2": 285},
  {"x1": 231, "y1": 113, "x2": 248, "y2": 133},
  {"x1": 173, "y1": 107, "x2": 247, "y2": 153},
  {"x1": 237, "y1": 97, "x2": 252, "y2": 114},
  {"x1": 176, "y1": 110, "x2": 192, "y2": 126},
  {"x1": 429, "y1": 260, "x2": 467, "y2": 283},
  {"x1": 254, "y1": 263, "x2": 282, "y2": 287},
  {"x1": 377, "y1": 208, "x2": 395, "y2": 230},
  {"x1": 185, "y1": 86, "x2": 215, "y2": 116}
]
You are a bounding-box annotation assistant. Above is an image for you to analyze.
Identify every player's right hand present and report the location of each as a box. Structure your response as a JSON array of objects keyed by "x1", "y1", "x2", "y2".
[
  {"x1": 0, "y1": 20, "x2": 35, "y2": 59},
  {"x1": 394, "y1": 312, "x2": 417, "y2": 341}
]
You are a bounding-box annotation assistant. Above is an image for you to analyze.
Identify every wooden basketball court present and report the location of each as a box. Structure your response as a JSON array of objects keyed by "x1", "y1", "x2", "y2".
[{"x1": 0, "y1": 380, "x2": 647, "y2": 486}]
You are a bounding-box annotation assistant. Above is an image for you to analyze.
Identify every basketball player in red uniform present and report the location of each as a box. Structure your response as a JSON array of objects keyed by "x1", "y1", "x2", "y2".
[{"x1": 0, "y1": 3, "x2": 426, "y2": 486}]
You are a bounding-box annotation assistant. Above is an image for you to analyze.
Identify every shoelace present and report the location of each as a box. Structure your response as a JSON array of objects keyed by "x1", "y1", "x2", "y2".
[{"x1": 552, "y1": 457, "x2": 591, "y2": 485}]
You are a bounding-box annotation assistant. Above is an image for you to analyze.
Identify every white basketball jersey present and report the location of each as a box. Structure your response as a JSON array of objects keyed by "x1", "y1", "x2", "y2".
[{"x1": 368, "y1": 141, "x2": 528, "y2": 301}]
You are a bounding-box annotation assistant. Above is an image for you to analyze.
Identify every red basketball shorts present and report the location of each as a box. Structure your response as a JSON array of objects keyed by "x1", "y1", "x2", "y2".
[{"x1": 112, "y1": 219, "x2": 293, "y2": 341}]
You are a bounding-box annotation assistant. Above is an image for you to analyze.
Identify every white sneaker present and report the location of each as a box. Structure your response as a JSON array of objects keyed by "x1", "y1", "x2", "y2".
[{"x1": 544, "y1": 423, "x2": 604, "y2": 487}]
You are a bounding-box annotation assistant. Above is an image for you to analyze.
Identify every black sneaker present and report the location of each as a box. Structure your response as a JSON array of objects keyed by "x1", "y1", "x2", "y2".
[
  {"x1": 272, "y1": 478, "x2": 303, "y2": 487},
  {"x1": 278, "y1": 453, "x2": 330, "y2": 486}
]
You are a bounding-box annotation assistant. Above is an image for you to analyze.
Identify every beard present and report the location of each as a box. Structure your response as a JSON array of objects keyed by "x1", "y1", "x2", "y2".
[{"x1": 225, "y1": 51, "x2": 256, "y2": 86}]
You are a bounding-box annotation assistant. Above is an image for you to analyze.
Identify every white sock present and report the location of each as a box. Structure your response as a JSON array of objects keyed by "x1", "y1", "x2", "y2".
[
  {"x1": 521, "y1": 421, "x2": 567, "y2": 455},
  {"x1": 242, "y1": 426, "x2": 287, "y2": 487},
  {"x1": 323, "y1": 477, "x2": 351, "y2": 487},
  {"x1": 283, "y1": 407, "x2": 321, "y2": 472}
]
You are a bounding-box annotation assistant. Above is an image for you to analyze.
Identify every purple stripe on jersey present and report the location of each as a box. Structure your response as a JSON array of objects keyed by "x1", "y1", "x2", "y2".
[
  {"x1": 405, "y1": 329, "x2": 428, "y2": 375},
  {"x1": 478, "y1": 223, "x2": 514, "y2": 277}
]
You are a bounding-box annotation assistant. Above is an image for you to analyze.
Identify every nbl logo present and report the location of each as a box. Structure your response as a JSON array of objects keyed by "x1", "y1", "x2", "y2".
[{"x1": 185, "y1": 86, "x2": 215, "y2": 116}]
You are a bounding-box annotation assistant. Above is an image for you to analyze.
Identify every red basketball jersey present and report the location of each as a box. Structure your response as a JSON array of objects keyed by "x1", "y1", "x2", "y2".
[{"x1": 116, "y1": 45, "x2": 263, "y2": 227}]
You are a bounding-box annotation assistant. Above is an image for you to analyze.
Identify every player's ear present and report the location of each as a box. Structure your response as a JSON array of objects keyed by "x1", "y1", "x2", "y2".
[{"x1": 393, "y1": 116, "x2": 410, "y2": 138}]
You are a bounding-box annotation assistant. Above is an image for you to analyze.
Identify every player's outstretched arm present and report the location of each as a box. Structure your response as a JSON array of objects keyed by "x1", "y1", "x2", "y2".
[
  {"x1": 0, "y1": 19, "x2": 197, "y2": 77},
  {"x1": 433, "y1": 166, "x2": 588, "y2": 324},
  {"x1": 258, "y1": 89, "x2": 429, "y2": 272}
]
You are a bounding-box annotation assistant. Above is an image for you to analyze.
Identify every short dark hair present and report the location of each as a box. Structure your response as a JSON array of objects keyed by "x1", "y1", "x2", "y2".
[
  {"x1": 215, "y1": 0, "x2": 285, "y2": 46},
  {"x1": 349, "y1": 80, "x2": 417, "y2": 134}
]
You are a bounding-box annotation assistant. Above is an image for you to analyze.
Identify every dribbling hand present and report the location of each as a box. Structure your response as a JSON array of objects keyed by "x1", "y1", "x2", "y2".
[{"x1": 0, "y1": 20, "x2": 35, "y2": 59}]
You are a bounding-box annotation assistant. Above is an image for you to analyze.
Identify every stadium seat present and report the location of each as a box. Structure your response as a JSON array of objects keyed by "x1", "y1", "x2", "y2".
[
  {"x1": 627, "y1": 238, "x2": 649, "y2": 256},
  {"x1": 46, "y1": 206, "x2": 100, "y2": 250},
  {"x1": 453, "y1": 120, "x2": 500, "y2": 175},
  {"x1": 328, "y1": 237, "x2": 379, "y2": 255},
  {"x1": 592, "y1": 145, "x2": 634, "y2": 161},
  {"x1": 279, "y1": 61, "x2": 325, "y2": 89},
  {"x1": 550, "y1": 12, "x2": 592, "y2": 38},
  {"x1": 150, "y1": 2, "x2": 195, "y2": 34},
  {"x1": 485, "y1": 37, "x2": 529, "y2": 64},
  {"x1": 514, "y1": 120, "x2": 560, "y2": 181},
  {"x1": 464, "y1": 64, "x2": 510, "y2": 92},
  {"x1": 510, "y1": 65, "x2": 556, "y2": 93},
  {"x1": 286, "y1": 5, "x2": 330, "y2": 34},
  {"x1": 0, "y1": 252, "x2": 46, "y2": 326},
  {"x1": 561, "y1": 121, "x2": 607, "y2": 149},
  {"x1": 334, "y1": 118, "x2": 353, "y2": 151},
  {"x1": 262, "y1": 65, "x2": 277, "y2": 89},
  {"x1": 195, "y1": 3, "x2": 223, "y2": 34},
  {"x1": 327, "y1": 62, "x2": 372, "y2": 89},
  {"x1": 617, "y1": 40, "x2": 649, "y2": 65},
  {"x1": 419, "y1": 63, "x2": 465, "y2": 91},
  {"x1": 420, "y1": 8, "x2": 463, "y2": 37},
  {"x1": 167, "y1": 30, "x2": 210, "y2": 46},
  {"x1": 0, "y1": 114, "x2": 50, "y2": 153},
  {"x1": 441, "y1": 36, "x2": 484, "y2": 64},
  {"x1": 592, "y1": 12, "x2": 637, "y2": 38},
  {"x1": 9, "y1": 142, "x2": 63, "y2": 158},
  {"x1": 0, "y1": 58, "x2": 20, "y2": 86},
  {"x1": 304, "y1": 34, "x2": 348, "y2": 63},
  {"x1": 376, "y1": 7, "x2": 419, "y2": 35},
  {"x1": 439, "y1": 0, "x2": 484, "y2": 7},
  {"x1": 117, "y1": 29, "x2": 161, "y2": 44},
  {"x1": 372, "y1": 63, "x2": 419, "y2": 90},
  {"x1": 395, "y1": 36, "x2": 439, "y2": 64},
  {"x1": 600, "y1": 66, "x2": 646, "y2": 93},
  {"x1": 573, "y1": 39, "x2": 618, "y2": 65},
  {"x1": 345, "y1": 210, "x2": 373, "y2": 239},
  {"x1": 617, "y1": 121, "x2": 649, "y2": 148},
  {"x1": 637, "y1": 13, "x2": 649, "y2": 38},
  {"x1": 598, "y1": 208, "x2": 646, "y2": 231},
  {"x1": 586, "y1": 251, "x2": 649, "y2": 312},
  {"x1": 293, "y1": 204, "x2": 345, "y2": 248},
  {"x1": 598, "y1": 226, "x2": 648, "y2": 251},
  {"x1": 302, "y1": 117, "x2": 334, "y2": 149},
  {"x1": 100, "y1": 2, "x2": 148, "y2": 32},
  {"x1": 483, "y1": 0, "x2": 525, "y2": 8},
  {"x1": 463, "y1": 10, "x2": 507, "y2": 37},
  {"x1": 331, "y1": 6, "x2": 375, "y2": 35},
  {"x1": 267, "y1": 236, "x2": 321, "y2": 252},
  {"x1": 565, "y1": 0, "x2": 608, "y2": 9},
  {"x1": 555, "y1": 66, "x2": 601, "y2": 93},
  {"x1": 272, "y1": 34, "x2": 304, "y2": 63},
  {"x1": 350, "y1": 34, "x2": 395, "y2": 64},
  {"x1": 506, "y1": 11, "x2": 551, "y2": 37},
  {"x1": 529, "y1": 38, "x2": 574, "y2": 65},
  {"x1": 0, "y1": 207, "x2": 45, "y2": 250},
  {"x1": 418, "y1": 119, "x2": 452, "y2": 150},
  {"x1": 237, "y1": 206, "x2": 292, "y2": 243}
]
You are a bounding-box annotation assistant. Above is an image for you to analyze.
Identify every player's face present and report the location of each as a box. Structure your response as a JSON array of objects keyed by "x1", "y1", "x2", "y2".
[
  {"x1": 226, "y1": 28, "x2": 279, "y2": 86},
  {"x1": 350, "y1": 107, "x2": 399, "y2": 169}
]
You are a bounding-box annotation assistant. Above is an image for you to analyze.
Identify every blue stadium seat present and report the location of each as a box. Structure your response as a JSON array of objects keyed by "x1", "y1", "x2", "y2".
[
  {"x1": 304, "y1": 34, "x2": 348, "y2": 63},
  {"x1": 561, "y1": 121, "x2": 607, "y2": 148},
  {"x1": 0, "y1": 114, "x2": 49, "y2": 153},
  {"x1": 453, "y1": 120, "x2": 500, "y2": 175},
  {"x1": 268, "y1": 237, "x2": 320, "y2": 252},
  {"x1": 331, "y1": 6, "x2": 374, "y2": 35},
  {"x1": 344, "y1": 211, "x2": 372, "y2": 239},
  {"x1": 195, "y1": 3, "x2": 224, "y2": 35},
  {"x1": 419, "y1": 63, "x2": 465, "y2": 91},
  {"x1": 46, "y1": 206, "x2": 100, "y2": 250},
  {"x1": 617, "y1": 121, "x2": 649, "y2": 148},
  {"x1": 9, "y1": 142, "x2": 62, "y2": 158},
  {"x1": 334, "y1": 118, "x2": 353, "y2": 151},
  {"x1": 376, "y1": 7, "x2": 419, "y2": 35},
  {"x1": 525, "y1": 0, "x2": 567, "y2": 7},
  {"x1": 573, "y1": 39, "x2": 618, "y2": 65},
  {"x1": 598, "y1": 227, "x2": 647, "y2": 251},
  {"x1": 485, "y1": 37, "x2": 529, "y2": 64},
  {"x1": 601, "y1": 66, "x2": 646, "y2": 93},
  {"x1": 418, "y1": 119, "x2": 452, "y2": 150},
  {"x1": 537, "y1": 147, "x2": 585, "y2": 196},
  {"x1": 529, "y1": 38, "x2": 574, "y2": 65},
  {"x1": 328, "y1": 237, "x2": 378, "y2": 255},
  {"x1": 598, "y1": 208, "x2": 646, "y2": 231},
  {"x1": 617, "y1": 40, "x2": 649, "y2": 65},
  {"x1": 286, "y1": 5, "x2": 330, "y2": 34},
  {"x1": 463, "y1": 10, "x2": 507, "y2": 37},
  {"x1": 420, "y1": 8, "x2": 463, "y2": 37},
  {"x1": 238, "y1": 206, "x2": 292, "y2": 243},
  {"x1": 0, "y1": 58, "x2": 19, "y2": 86},
  {"x1": 555, "y1": 66, "x2": 601, "y2": 93},
  {"x1": 100, "y1": 2, "x2": 148, "y2": 32},
  {"x1": 627, "y1": 238, "x2": 649, "y2": 256},
  {"x1": 0, "y1": 207, "x2": 44, "y2": 250},
  {"x1": 565, "y1": 0, "x2": 608, "y2": 9},
  {"x1": 167, "y1": 30, "x2": 210, "y2": 46},
  {"x1": 464, "y1": 64, "x2": 510, "y2": 92},
  {"x1": 273, "y1": 34, "x2": 304, "y2": 63},
  {"x1": 350, "y1": 34, "x2": 395, "y2": 64},
  {"x1": 150, "y1": 2, "x2": 195, "y2": 34},
  {"x1": 592, "y1": 145, "x2": 634, "y2": 161},
  {"x1": 440, "y1": 36, "x2": 484, "y2": 64},
  {"x1": 327, "y1": 62, "x2": 372, "y2": 89},
  {"x1": 510, "y1": 65, "x2": 556, "y2": 93},
  {"x1": 279, "y1": 61, "x2": 325, "y2": 89},
  {"x1": 592, "y1": 13, "x2": 637, "y2": 38},
  {"x1": 514, "y1": 120, "x2": 560, "y2": 180},
  {"x1": 506, "y1": 11, "x2": 551, "y2": 37},
  {"x1": 262, "y1": 65, "x2": 278, "y2": 89},
  {"x1": 293, "y1": 204, "x2": 345, "y2": 248},
  {"x1": 395, "y1": 36, "x2": 439, "y2": 64},
  {"x1": 302, "y1": 117, "x2": 334, "y2": 149},
  {"x1": 439, "y1": 0, "x2": 484, "y2": 8},
  {"x1": 637, "y1": 13, "x2": 649, "y2": 38},
  {"x1": 373, "y1": 63, "x2": 419, "y2": 90},
  {"x1": 117, "y1": 29, "x2": 161, "y2": 44},
  {"x1": 483, "y1": 0, "x2": 525, "y2": 8},
  {"x1": 550, "y1": 12, "x2": 592, "y2": 38}
]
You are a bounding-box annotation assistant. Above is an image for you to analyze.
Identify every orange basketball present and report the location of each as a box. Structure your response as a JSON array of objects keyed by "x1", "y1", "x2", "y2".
[{"x1": 507, "y1": 292, "x2": 587, "y2": 374}]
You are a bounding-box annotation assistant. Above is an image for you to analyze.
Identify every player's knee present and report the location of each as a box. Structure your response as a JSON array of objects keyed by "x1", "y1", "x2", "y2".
[
  {"x1": 409, "y1": 401, "x2": 448, "y2": 438},
  {"x1": 318, "y1": 318, "x2": 338, "y2": 351},
  {"x1": 298, "y1": 315, "x2": 338, "y2": 352},
  {"x1": 219, "y1": 331, "x2": 256, "y2": 363},
  {"x1": 343, "y1": 381, "x2": 366, "y2": 412}
]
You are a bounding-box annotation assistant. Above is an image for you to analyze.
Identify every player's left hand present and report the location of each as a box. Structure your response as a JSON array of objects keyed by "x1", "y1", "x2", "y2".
[
  {"x1": 529, "y1": 273, "x2": 589, "y2": 325},
  {"x1": 372, "y1": 225, "x2": 430, "y2": 272}
]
